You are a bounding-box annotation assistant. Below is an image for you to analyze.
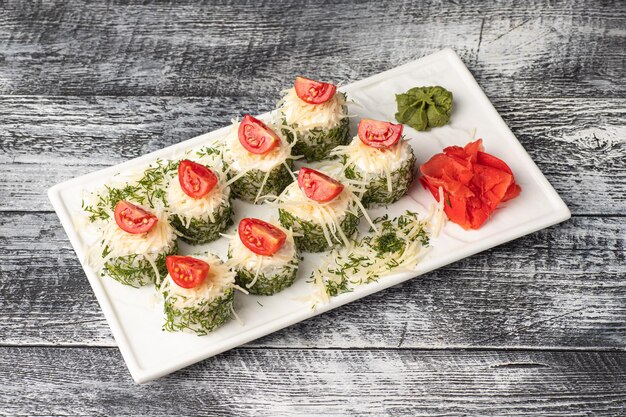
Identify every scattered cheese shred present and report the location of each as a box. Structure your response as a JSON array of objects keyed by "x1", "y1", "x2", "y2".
[
  {"x1": 227, "y1": 226, "x2": 297, "y2": 272},
  {"x1": 331, "y1": 136, "x2": 413, "y2": 195},
  {"x1": 306, "y1": 209, "x2": 442, "y2": 308},
  {"x1": 161, "y1": 253, "x2": 236, "y2": 309},
  {"x1": 221, "y1": 118, "x2": 294, "y2": 173},
  {"x1": 167, "y1": 176, "x2": 230, "y2": 226},
  {"x1": 278, "y1": 87, "x2": 347, "y2": 134},
  {"x1": 85, "y1": 207, "x2": 176, "y2": 276},
  {"x1": 274, "y1": 180, "x2": 365, "y2": 248},
  {"x1": 230, "y1": 304, "x2": 244, "y2": 326}
]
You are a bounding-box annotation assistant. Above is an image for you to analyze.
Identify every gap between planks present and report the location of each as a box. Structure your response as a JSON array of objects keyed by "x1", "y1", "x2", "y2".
[{"x1": 0, "y1": 344, "x2": 623, "y2": 353}]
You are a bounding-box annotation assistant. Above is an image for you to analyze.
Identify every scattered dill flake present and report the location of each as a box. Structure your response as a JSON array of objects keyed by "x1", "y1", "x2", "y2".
[
  {"x1": 196, "y1": 145, "x2": 223, "y2": 158},
  {"x1": 395, "y1": 86, "x2": 453, "y2": 131},
  {"x1": 373, "y1": 232, "x2": 405, "y2": 254},
  {"x1": 257, "y1": 301, "x2": 264, "y2": 307},
  {"x1": 310, "y1": 211, "x2": 431, "y2": 298},
  {"x1": 82, "y1": 159, "x2": 175, "y2": 222}
]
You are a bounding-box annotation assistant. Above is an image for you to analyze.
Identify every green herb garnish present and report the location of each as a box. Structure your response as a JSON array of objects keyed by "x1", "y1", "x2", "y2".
[
  {"x1": 395, "y1": 86, "x2": 453, "y2": 131},
  {"x1": 83, "y1": 159, "x2": 175, "y2": 222},
  {"x1": 309, "y1": 211, "x2": 431, "y2": 298}
]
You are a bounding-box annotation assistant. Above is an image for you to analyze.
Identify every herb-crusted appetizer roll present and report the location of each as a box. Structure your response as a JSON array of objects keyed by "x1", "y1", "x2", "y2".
[
  {"x1": 278, "y1": 167, "x2": 361, "y2": 253},
  {"x1": 278, "y1": 77, "x2": 350, "y2": 162},
  {"x1": 166, "y1": 159, "x2": 233, "y2": 244},
  {"x1": 82, "y1": 161, "x2": 179, "y2": 287},
  {"x1": 101, "y1": 201, "x2": 178, "y2": 287},
  {"x1": 222, "y1": 115, "x2": 295, "y2": 204},
  {"x1": 161, "y1": 254, "x2": 236, "y2": 335},
  {"x1": 334, "y1": 119, "x2": 416, "y2": 208},
  {"x1": 228, "y1": 218, "x2": 299, "y2": 295}
]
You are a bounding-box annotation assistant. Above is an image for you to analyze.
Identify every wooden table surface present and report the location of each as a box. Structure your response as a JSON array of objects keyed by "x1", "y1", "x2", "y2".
[{"x1": 1, "y1": 1, "x2": 624, "y2": 415}]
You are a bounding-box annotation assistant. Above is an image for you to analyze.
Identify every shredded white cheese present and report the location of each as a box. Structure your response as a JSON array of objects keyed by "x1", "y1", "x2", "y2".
[
  {"x1": 306, "y1": 206, "x2": 445, "y2": 308},
  {"x1": 166, "y1": 175, "x2": 230, "y2": 226},
  {"x1": 332, "y1": 136, "x2": 413, "y2": 193},
  {"x1": 87, "y1": 207, "x2": 176, "y2": 268},
  {"x1": 221, "y1": 118, "x2": 293, "y2": 173},
  {"x1": 278, "y1": 181, "x2": 352, "y2": 225},
  {"x1": 227, "y1": 225, "x2": 297, "y2": 272},
  {"x1": 161, "y1": 253, "x2": 236, "y2": 309},
  {"x1": 333, "y1": 136, "x2": 412, "y2": 174},
  {"x1": 273, "y1": 166, "x2": 379, "y2": 247},
  {"x1": 432, "y1": 186, "x2": 446, "y2": 238},
  {"x1": 278, "y1": 87, "x2": 347, "y2": 134}
]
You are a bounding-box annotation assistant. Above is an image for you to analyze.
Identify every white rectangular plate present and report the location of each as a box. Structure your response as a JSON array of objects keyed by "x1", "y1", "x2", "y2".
[{"x1": 49, "y1": 48, "x2": 570, "y2": 383}]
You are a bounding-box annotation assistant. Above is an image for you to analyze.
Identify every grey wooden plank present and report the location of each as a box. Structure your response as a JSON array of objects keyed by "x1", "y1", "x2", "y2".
[
  {"x1": 1, "y1": 212, "x2": 624, "y2": 349},
  {"x1": 1, "y1": 96, "x2": 624, "y2": 214},
  {"x1": 0, "y1": 0, "x2": 623, "y2": 97},
  {"x1": 0, "y1": 347, "x2": 624, "y2": 416}
]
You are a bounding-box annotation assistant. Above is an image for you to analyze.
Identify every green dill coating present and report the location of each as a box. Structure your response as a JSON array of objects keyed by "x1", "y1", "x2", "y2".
[
  {"x1": 229, "y1": 159, "x2": 294, "y2": 204},
  {"x1": 162, "y1": 288, "x2": 234, "y2": 336},
  {"x1": 344, "y1": 148, "x2": 416, "y2": 208},
  {"x1": 169, "y1": 199, "x2": 233, "y2": 244},
  {"x1": 278, "y1": 208, "x2": 360, "y2": 253},
  {"x1": 234, "y1": 264, "x2": 298, "y2": 296},
  {"x1": 281, "y1": 115, "x2": 350, "y2": 162},
  {"x1": 102, "y1": 241, "x2": 178, "y2": 288},
  {"x1": 82, "y1": 160, "x2": 176, "y2": 223}
]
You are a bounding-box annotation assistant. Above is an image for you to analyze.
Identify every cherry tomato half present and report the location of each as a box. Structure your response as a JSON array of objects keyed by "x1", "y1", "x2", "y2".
[
  {"x1": 178, "y1": 160, "x2": 218, "y2": 199},
  {"x1": 166, "y1": 255, "x2": 210, "y2": 289},
  {"x1": 294, "y1": 77, "x2": 336, "y2": 104},
  {"x1": 238, "y1": 115, "x2": 280, "y2": 154},
  {"x1": 238, "y1": 218, "x2": 287, "y2": 256},
  {"x1": 297, "y1": 167, "x2": 344, "y2": 203},
  {"x1": 113, "y1": 201, "x2": 158, "y2": 234},
  {"x1": 357, "y1": 119, "x2": 403, "y2": 148}
]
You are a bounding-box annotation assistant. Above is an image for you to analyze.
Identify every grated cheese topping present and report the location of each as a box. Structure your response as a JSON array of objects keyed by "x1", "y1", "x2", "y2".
[
  {"x1": 278, "y1": 87, "x2": 347, "y2": 134},
  {"x1": 166, "y1": 174, "x2": 230, "y2": 226},
  {"x1": 333, "y1": 136, "x2": 413, "y2": 173},
  {"x1": 227, "y1": 225, "x2": 297, "y2": 272},
  {"x1": 99, "y1": 208, "x2": 175, "y2": 257},
  {"x1": 278, "y1": 181, "x2": 353, "y2": 226},
  {"x1": 332, "y1": 136, "x2": 414, "y2": 193},
  {"x1": 84, "y1": 205, "x2": 177, "y2": 284},
  {"x1": 222, "y1": 119, "x2": 293, "y2": 173},
  {"x1": 161, "y1": 253, "x2": 236, "y2": 309}
]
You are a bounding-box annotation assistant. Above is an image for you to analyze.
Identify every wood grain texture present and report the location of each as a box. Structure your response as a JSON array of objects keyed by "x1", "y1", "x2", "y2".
[
  {"x1": 1, "y1": 96, "x2": 624, "y2": 214},
  {"x1": 2, "y1": 212, "x2": 623, "y2": 348},
  {"x1": 1, "y1": 347, "x2": 625, "y2": 416},
  {"x1": 1, "y1": 0, "x2": 624, "y2": 413},
  {"x1": 0, "y1": 0, "x2": 624, "y2": 98}
]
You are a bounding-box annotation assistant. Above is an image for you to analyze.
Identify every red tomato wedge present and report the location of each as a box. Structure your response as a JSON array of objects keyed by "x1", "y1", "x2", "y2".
[
  {"x1": 298, "y1": 167, "x2": 345, "y2": 203},
  {"x1": 238, "y1": 114, "x2": 280, "y2": 154},
  {"x1": 357, "y1": 119, "x2": 403, "y2": 148},
  {"x1": 420, "y1": 139, "x2": 521, "y2": 230},
  {"x1": 113, "y1": 201, "x2": 158, "y2": 234},
  {"x1": 178, "y1": 160, "x2": 218, "y2": 199},
  {"x1": 238, "y1": 218, "x2": 287, "y2": 256},
  {"x1": 166, "y1": 255, "x2": 210, "y2": 289},
  {"x1": 294, "y1": 77, "x2": 336, "y2": 104}
]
